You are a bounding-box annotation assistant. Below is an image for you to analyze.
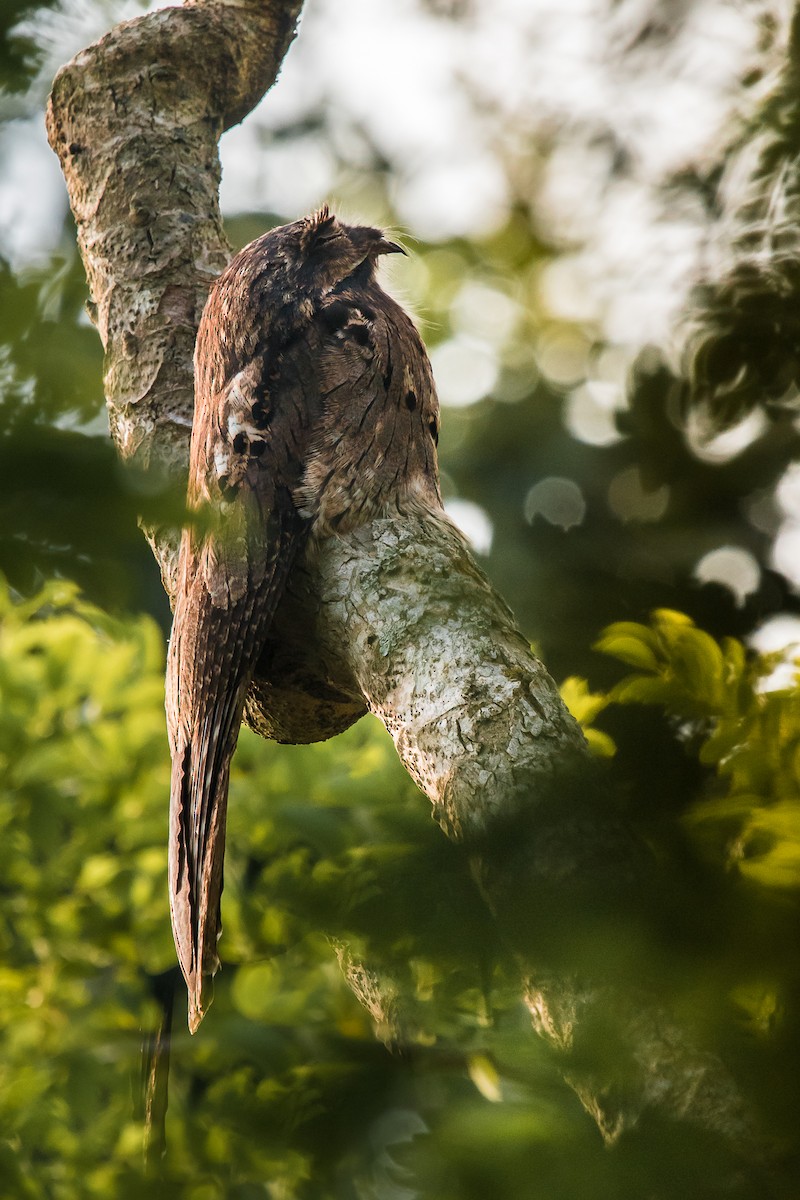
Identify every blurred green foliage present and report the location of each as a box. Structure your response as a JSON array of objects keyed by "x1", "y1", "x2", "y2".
[
  {"x1": 591, "y1": 608, "x2": 800, "y2": 889},
  {"x1": 0, "y1": 253, "x2": 179, "y2": 618},
  {"x1": 2, "y1": 578, "x2": 799, "y2": 1197},
  {"x1": 0, "y1": 0, "x2": 58, "y2": 92}
]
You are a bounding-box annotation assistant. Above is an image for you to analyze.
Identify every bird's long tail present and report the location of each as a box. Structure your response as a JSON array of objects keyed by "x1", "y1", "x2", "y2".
[
  {"x1": 166, "y1": 499, "x2": 302, "y2": 1031},
  {"x1": 168, "y1": 629, "x2": 251, "y2": 1032}
]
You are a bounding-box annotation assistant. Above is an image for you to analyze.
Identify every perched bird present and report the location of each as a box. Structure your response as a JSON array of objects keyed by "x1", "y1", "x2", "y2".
[{"x1": 166, "y1": 207, "x2": 443, "y2": 1031}]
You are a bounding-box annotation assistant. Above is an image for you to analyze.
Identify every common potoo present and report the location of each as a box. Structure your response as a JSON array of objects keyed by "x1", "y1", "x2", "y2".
[{"x1": 166, "y1": 207, "x2": 443, "y2": 1030}]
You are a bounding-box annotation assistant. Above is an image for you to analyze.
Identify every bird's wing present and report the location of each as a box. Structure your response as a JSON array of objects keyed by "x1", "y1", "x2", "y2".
[{"x1": 166, "y1": 327, "x2": 322, "y2": 1032}]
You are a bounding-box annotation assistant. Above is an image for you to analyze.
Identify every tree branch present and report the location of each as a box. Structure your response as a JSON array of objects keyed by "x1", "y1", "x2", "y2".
[{"x1": 282, "y1": 515, "x2": 587, "y2": 838}]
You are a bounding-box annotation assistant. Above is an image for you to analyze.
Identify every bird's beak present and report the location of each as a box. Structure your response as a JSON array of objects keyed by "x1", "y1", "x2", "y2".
[{"x1": 376, "y1": 237, "x2": 407, "y2": 256}]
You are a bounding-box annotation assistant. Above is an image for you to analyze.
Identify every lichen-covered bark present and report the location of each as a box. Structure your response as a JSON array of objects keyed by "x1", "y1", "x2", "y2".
[
  {"x1": 296, "y1": 515, "x2": 588, "y2": 841},
  {"x1": 46, "y1": 0, "x2": 776, "y2": 1171}
]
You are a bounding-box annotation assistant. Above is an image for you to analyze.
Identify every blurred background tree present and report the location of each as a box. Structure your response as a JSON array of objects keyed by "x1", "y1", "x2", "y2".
[{"x1": 1, "y1": 0, "x2": 800, "y2": 1196}]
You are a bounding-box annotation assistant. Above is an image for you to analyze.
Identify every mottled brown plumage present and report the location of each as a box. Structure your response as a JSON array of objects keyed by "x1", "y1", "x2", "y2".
[{"x1": 166, "y1": 207, "x2": 443, "y2": 1030}]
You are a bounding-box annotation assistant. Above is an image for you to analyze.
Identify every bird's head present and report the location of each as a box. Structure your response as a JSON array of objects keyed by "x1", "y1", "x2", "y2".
[{"x1": 286, "y1": 206, "x2": 406, "y2": 290}]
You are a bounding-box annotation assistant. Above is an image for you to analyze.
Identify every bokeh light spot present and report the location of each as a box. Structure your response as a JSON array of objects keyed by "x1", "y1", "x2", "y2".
[
  {"x1": 444, "y1": 498, "x2": 494, "y2": 555},
  {"x1": 749, "y1": 615, "x2": 800, "y2": 692},
  {"x1": 771, "y1": 522, "x2": 800, "y2": 593},
  {"x1": 536, "y1": 327, "x2": 590, "y2": 387},
  {"x1": 524, "y1": 477, "x2": 586, "y2": 530},
  {"x1": 693, "y1": 545, "x2": 760, "y2": 607},
  {"x1": 608, "y1": 467, "x2": 669, "y2": 523},
  {"x1": 450, "y1": 282, "x2": 519, "y2": 345},
  {"x1": 566, "y1": 381, "x2": 625, "y2": 447},
  {"x1": 430, "y1": 336, "x2": 498, "y2": 407}
]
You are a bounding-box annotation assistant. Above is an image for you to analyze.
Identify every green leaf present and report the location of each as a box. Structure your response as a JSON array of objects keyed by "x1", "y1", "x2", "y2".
[
  {"x1": 559, "y1": 675, "x2": 609, "y2": 724},
  {"x1": 669, "y1": 627, "x2": 725, "y2": 706},
  {"x1": 594, "y1": 621, "x2": 661, "y2": 667},
  {"x1": 583, "y1": 728, "x2": 617, "y2": 758},
  {"x1": 609, "y1": 676, "x2": 676, "y2": 705},
  {"x1": 468, "y1": 1054, "x2": 503, "y2": 1102},
  {"x1": 594, "y1": 633, "x2": 661, "y2": 672}
]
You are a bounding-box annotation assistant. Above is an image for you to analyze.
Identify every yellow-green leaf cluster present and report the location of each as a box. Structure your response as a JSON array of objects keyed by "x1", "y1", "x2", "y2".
[
  {"x1": 594, "y1": 609, "x2": 800, "y2": 888},
  {"x1": 559, "y1": 675, "x2": 616, "y2": 757}
]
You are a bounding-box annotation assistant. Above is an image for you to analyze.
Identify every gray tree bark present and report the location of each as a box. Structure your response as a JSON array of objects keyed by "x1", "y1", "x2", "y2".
[{"x1": 46, "y1": 0, "x2": 778, "y2": 1178}]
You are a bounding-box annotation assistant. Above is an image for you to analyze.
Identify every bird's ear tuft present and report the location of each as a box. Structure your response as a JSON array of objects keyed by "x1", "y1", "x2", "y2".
[{"x1": 299, "y1": 205, "x2": 337, "y2": 253}]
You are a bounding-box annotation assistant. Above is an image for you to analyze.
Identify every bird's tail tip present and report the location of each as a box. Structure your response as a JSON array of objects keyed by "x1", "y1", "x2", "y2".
[{"x1": 186, "y1": 972, "x2": 214, "y2": 1034}]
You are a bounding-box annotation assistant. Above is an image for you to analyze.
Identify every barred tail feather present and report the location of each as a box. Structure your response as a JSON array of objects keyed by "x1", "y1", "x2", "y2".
[
  {"x1": 165, "y1": 520, "x2": 300, "y2": 1032},
  {"x1": 168, "y1": 730, "x2": 235, "y2": 1033}
]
